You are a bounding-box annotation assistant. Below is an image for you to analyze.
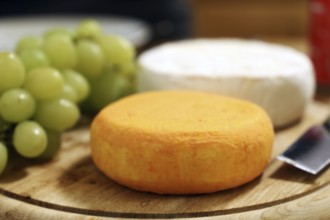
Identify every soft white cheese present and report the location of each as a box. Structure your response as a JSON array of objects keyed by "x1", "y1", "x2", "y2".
[{"x1": 137, "y1": 39, "x2": 315, "y2": 128}]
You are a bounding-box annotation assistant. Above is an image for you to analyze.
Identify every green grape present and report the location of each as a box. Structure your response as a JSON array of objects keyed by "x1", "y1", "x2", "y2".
[
  {"x1": 83, "y1": 72, "x2": 132, "y2": 112},
  {"x1": 117, "y1": 61, "x2": 137, "y2": 80},
  {"x1": 24, "y1": 67, "x2": 64, "y2": 101},
  {"x1": 13, "y1": 121, "x2": 47, "y2": 158},
  {"x1": 0, "y1": 52, "x2": 26, "y2": 95},
  {"x1": 0, "y1": 89, "x2": 36, "y2": 123},
  {"x1": 0, "y1": 142, "x2": 8, "y2": 175},
  {"x1": 34, "y1": 98, "x2": 80, "y2": 131},
  {"x1": 44, "y1": 28, "x2": 74, "y2": 39},
  {"x1": 43, "y1": 34, "x2": 77, "y2": 69},
  {"x1": 76, "y1": 39, "x2": 105, "y2": 77},
  {"x1": 18, "y1": 49, "x2": 50, "y2": 71},
  {"x1": 62, "y1": 69, "x2": 90, "y2": 103},
  {"x1": 38, "y1": 129, "x2": 62, "y2": 160},
  {"x1": 15, "y1": 36, "x2": 43, "y2": 53},
  {"x1": 96, "y1": 35, "x2": 135, "y2": 66},
  {"x1": 60, "y1": 83, "x2": 78, "y2": 103},
  {"x1": 76, "y1": 19, "x2": 102, "y2": 38}
]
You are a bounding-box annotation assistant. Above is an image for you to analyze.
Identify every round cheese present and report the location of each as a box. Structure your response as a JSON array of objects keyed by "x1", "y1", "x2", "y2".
[
  {"x1": 91, "y1": 91, "x2": 274, "y2": 194},
  {"x1": 137, "y1": 39, "x2": 315, "y2": 128}
]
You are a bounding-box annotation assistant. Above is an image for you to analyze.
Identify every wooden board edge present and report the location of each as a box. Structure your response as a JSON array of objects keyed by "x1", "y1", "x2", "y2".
[{"x1": 1, "y1": 183, "x2": 330, "y2": 220}]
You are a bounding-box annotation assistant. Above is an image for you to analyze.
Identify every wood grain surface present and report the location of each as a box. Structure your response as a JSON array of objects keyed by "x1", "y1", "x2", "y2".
[{"x1": 0, "y1": 101, "x2": 330, "y2": 220}]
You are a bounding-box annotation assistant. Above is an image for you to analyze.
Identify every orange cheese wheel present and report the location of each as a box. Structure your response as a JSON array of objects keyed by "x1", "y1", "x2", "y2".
[{"x1": 91, "y1": 91, "x2": 274, "y2": 194}]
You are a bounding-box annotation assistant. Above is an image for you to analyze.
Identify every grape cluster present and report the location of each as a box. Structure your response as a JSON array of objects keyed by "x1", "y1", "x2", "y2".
[{"x1": 0, "y1": 20, "x2": 136, "y2": 175}]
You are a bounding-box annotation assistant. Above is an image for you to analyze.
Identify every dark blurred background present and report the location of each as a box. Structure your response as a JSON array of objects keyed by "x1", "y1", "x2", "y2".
[
  {"x1": 0, "y1": 0, "x2": 310, "y2": 51},
  {"x1": 0, "y1": 0, "x2": 193, "y2": 44}
]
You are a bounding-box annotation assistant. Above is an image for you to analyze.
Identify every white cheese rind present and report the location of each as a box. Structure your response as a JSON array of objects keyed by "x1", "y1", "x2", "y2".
[{"x1": 137, "y1": 39, "x2": 315, "y2": 128}]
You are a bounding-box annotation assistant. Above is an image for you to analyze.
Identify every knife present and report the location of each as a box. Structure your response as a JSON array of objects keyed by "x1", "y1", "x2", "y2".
[{"x1": 277, "y1": 117, "x2": 330, "y2": 175}]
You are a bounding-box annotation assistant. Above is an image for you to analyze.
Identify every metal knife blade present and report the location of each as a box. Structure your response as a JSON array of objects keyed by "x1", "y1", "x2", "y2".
[{"x1": 277, "y1": 118, "x2": 330, "y2": 175}]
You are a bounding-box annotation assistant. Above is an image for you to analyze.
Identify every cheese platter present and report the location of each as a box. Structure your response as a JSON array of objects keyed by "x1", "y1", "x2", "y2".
[
  {"x1": 0, "y1": 100, "x2": 330, "y2": 219},
  {"x1": 0, "y1": 16, "x2": 329, "y2": 219}
]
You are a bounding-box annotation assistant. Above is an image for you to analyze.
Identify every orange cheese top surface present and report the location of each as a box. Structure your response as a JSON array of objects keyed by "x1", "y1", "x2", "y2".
[{"x1": 99, "y1": 90, "x2": 270, "y2": 134}]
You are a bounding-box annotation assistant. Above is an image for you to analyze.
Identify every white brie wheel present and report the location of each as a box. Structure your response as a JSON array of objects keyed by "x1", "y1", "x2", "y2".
[{"x1": 137, "y1": 39, "x2": 315, "y2": 128}]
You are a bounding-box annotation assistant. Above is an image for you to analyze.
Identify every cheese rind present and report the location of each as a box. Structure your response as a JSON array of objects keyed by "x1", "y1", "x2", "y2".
[
  {"x1": 91, "y1": 91, "x2": 274, "y2": 194},
  {"x1": 137, "y1": 39, "x2": 315, "y2": 128}
]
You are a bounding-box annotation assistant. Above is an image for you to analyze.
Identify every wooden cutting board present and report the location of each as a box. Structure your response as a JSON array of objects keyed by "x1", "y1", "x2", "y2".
[{"x1": 1, "y1": 101, "x2": 330, "y2": 220}]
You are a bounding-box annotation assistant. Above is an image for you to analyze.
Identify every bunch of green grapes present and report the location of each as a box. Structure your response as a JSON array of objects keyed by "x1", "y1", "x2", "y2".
[{"x1": 0, "y1": 20, "x2": 136, "y2": 176}]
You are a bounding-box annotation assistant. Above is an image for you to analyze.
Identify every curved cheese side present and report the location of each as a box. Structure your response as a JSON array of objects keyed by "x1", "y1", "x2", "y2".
[{"x1": 137, "y1": 39, "x2": 315, "y2": 128}]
